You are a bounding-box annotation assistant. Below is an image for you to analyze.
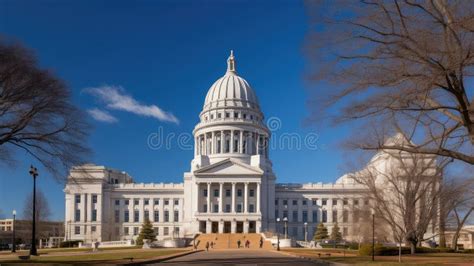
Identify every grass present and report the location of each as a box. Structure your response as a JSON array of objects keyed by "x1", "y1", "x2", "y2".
[
  {"x1": 0, "y1": 247, "x2": 190, "y2": 264},
  {"x1": 281, "y1": 248, "x2": 474, "y2": 265}
]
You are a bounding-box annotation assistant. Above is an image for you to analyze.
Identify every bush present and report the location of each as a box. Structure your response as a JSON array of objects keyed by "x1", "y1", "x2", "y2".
[
  {"x1": 320, "y1": 242, "x2": 359, "y2": 250},
  {"x1": 461, "y1": 249, "x2": 474, "y2": 254},
  {"x1": 59, "y1": 240, "x2": 83, "y2": 248},
  {"x1": 359, "y1": 244, "x2": 456, "y2": 256}
]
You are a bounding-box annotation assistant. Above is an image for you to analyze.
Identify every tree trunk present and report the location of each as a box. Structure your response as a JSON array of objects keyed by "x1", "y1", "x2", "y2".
[
  {"x1": 452, "y1": 230, "x2": 461, "y2": 251},
  {"x1": 410, "y1": 242, "x2": 416, "y2": 254},
  {"x1": 398, "y1": 242, "x2": 402, "y2": 263}
]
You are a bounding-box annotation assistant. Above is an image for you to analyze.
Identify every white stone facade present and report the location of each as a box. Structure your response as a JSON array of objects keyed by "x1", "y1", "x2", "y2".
[{"x1": 64, "y1": 52, "x2": 436, "y2": 244}]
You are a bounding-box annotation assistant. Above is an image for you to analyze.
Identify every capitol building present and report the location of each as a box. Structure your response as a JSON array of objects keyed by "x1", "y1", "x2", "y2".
[{"x1": 64, "y1": 52, "x2": 435, "y2": 244}]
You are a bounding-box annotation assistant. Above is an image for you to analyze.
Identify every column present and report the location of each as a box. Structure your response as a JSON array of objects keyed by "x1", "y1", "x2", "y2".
[
  {"x1": 204, "y1": 133, "x2": 208, "y2": 155},
  {"x1": 219, "y1": 182, "x2": 224, "y2": 213},
  {"x1": 97, "y1": 194, "x2": 102, "y2": 222},
  {"x1": 256, "y1": 134, "x2": 260, "y2": 155},
  {"x1": 207, "y1": 183, "x2": 211, "y2": 213},
  {"x1": 81, "y1": 194, "x2": 86, "y2": 222},
  {"x1": 194, "y1": 136, "x2": 198, "y2": 156},
  {"x1": 195, "y1": 182, "x2": 200, "y2": 213},
  {"x1": 239, "y1": 131, "x2": 244, "y2": 153},
  {"x1": 230, "y1": 130, "x2": 234, "y2": 153},
  {"x1": 211, "y1": 131, "x2": 215, "y2": 154},
  {"x1": 244, "y1": 182, "x2": 248, "y2": 213},
  {"x1": 232, "y1": 182, "x2": 236, "y2": 213},
  {"x1": 256, "y1": 182, "x2": 261, "y2": 213},
  {"x1": 220, "y1": 130, "x2": 224, "y2": 153}
]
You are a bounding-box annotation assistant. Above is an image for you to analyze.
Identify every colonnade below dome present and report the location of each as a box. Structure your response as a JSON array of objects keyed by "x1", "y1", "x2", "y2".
[{"x1": 194, "y1": 130, "x2": 269, "y2": 157}]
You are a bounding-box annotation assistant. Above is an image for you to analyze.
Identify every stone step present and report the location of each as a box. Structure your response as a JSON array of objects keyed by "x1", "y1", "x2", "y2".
[{"x1": 195, "y1": 233, "x2": 273, "y2": 250}]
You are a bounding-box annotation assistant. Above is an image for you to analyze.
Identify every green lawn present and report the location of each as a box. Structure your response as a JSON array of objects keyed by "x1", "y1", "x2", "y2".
[
  {"x1": 0, "y1": 248, "x2": 190, "y2": 264},
  {"x1": 281, "y1": 248, "x2": 474, "y2": 266}
]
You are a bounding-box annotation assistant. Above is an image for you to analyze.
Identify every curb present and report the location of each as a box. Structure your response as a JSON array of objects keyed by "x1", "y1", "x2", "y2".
[
  {"x1": 122, "y1": 249, "x2": 201, "y2": 265},
  {"x1": 273, "y1": 249, "x2": 351, "y2": 266}
]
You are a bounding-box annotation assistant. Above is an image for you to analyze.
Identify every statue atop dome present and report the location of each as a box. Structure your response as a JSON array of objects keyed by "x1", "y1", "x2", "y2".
[{"x1": 227, "y1": 50, "x2": 236, "y2": 74}]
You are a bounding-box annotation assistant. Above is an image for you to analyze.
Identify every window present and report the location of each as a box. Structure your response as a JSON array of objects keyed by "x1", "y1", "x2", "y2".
[
  {"x1": 225, "y1": 204, "x2": 231, "y2": 213},
  {"x1": 124, "y1": 227, "x2": 129, "y2": 235},
  {"x1": 343, "y1": 227, "x2": 348, "y2": 236},
  {"x1": 302, "y1": 211, "x2": 308, "y2": 222},
  {"x1": 75, "y1": 210, "x2": 80, "y2": 222},
  {"x1": 283, "y1": 210, "x2": 288, "y2": 219},
  {"x1": 133, "y1": 227, "x2": 139, "y2": 235},
  {"x1": 226, "y1": 112, "x2": 230, "y2": 118},
  {"x1": 322, "y1": 210, "x2": 327, "y2": 222},
  {"x1": 332, "y1": 210, "x2": 338, "y2": 223},
  {"x1": 237, "y1": 204, "x2": 242, "y2": 213},
  {"x1": 249, "y1": 204, "x2": 255, "y2": 213},
  {"x1": 174, "y1": 210, "x2": 179, "y2": 222},
  {"x1": 124, "y1": 211, "x2": 129, "y2": 222},
  {"x1": 292, "y1": 200, "x2": 298, "y2": 206},
  {"x1": 134, "y1": 211, "x2": 139, "y2": 222},
  {"x1": 237, "y1": 189, "x2": 242, "y2": 197},
  {"x1": 154, "y1": 199, "x2": 159, "y2": 205},
  {"x1": 164, "y1": 227, "x2": 169, "y2": 235},
  {"x1": 91, "y1": 226, "x2": 96, "y2": 232},
  {"x1": 226, "y1": 189, "x2": 231, "y2": 197},
  {"x1": 115, "y1": 199, "x2": 120, "y2": 206},
  {"x1": 312, "y1": 199, "x2": 317, "y2": 206},
  {"x1": 275, "y1": 210, "x2": 279, "y2": 219},
  {"x1": 234, "y1": 112, "x2": 238, "y2": 118},
  {"x1": 249, "y1": 190, "x2": 255, "y2": 197},
  {"x1": 213, "y1": 204, "x2": 219, "y2": 213},
  {"x1": 275, "y1": 199, "x2": 279, "y2": 205},
  {"x1": 74, "y1": 226, "x2": 80, "y2": 235},
  {"x1": 354, "y1": 199, "x2": 359, "y2": 205},
  {"x1": 154, "y1": 211, "x2": 159, "y2": 222},
  {"x1": 75, "y1": 194, "x2": 81, "y2": 204},
  {"x1": 292, "y1": 227, "x2": 298, "y2": 237},
  {"x1": 114, "y1": 210, "x2": 120, "y2": 223},
  {"x1": 214, "y1": 189, "x2": 219, "y2": 197},
  {"x1": 218, "y1": 113, "x2": 222, "y2": 119},
  {"x1": 312, "y1": 210, "x2": 318, "y2": 222},
  {"x1": 174, "y1": 200, "x2": 179, "y2": 205},
  {"x1": 175, "y1": 227, "x2": 180, "y2": 236},
  {"x1": 292, "y1": 211, "x2": 298, "y2": 222},
  {"x1": 92, "y1": 195, "x2": 97, "y2": 204},
  {"x1": 144, "y1": 210, "x2": 149, "y2": 221},
  {"x1": 364, "y1": 199, "x2": 370, "y2": 205},
  {"x1": 92, "y1": 209, "x2": 97, "y2": 222},
  {"x1": 164, "y1": 200, "x2": 169, "y2": 205},
  {"x1": 203, "y1": 189, "x2": 208, "y2": 197},
  {"x1": 115, "y1": 227, "x2": 119, "y2": 235},
  {"x1": 153, "y1": 227, "x2": 159, "y2": 235},
  {"x1": 164, "y1": 211, "x2": 169, "y2": 222},
  {"x1": 283, "y1": 199, "x2": 288, "y2": 206},
  {"x1": 124, "y1": 199, "x2": 129, "y2": 205},
  {"x1": 243, "y1": 114, "x2": 247, "y2": 119},
  {"x1": 250, "y1": 115, "x2": 253, "y2": 120},
  {"x1": 343, "y1": 210, "x2": 348, "y2": 223},
  {"x1": 210, "y1": 114, "x2": 214, "y2": 119},
  {"x1": 332, "y1": 199, "x2": 338, "y2": 205},
  {"x1": 144, "y1": 199, "x2": 149, "y2": 205},
  {"x1": 203, "y1": 204, "x2": 207, "y2": 212},
  {"x1": 134, "y1": 199, "x2": 139, "y2": 205},
  {"x1": 302, "y1": 200, "x2": 307, "y2": 206},
  {"x1": 322, "y1": 199, "x2": 327, "y2": 206},
  {"x1": 343, "y1": 199, "x2": 348, "y2": 205}
]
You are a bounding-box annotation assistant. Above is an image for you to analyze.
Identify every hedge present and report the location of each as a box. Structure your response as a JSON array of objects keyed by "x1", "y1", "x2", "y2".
[
  {"x1": 358, "y1": 244, "x2": 455, "y2": 256},
  {"x1": 59, "y1": 240, "x2": 83, "y2": 248}
]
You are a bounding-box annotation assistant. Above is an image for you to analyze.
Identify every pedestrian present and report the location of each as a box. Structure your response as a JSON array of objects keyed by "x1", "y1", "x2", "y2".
[
  {"x1": 246, "y1": 240, "x2": 250, "y2": 248},
  {"x1": 211, "y1": 241, "x2": 214, "y2": 249},
  {"x1": 206, "y1": 241, "x2": 209, "y2": 252},
  {"x1": 237, "y1": 239, "x2": 241, "y2": 248},
  {"x1": 259, "y1": 237, "x2": 263, "y2": 248}
]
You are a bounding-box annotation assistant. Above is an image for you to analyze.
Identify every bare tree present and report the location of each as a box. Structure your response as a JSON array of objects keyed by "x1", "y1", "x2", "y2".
[
  {"x1": 0, "y1": 39, "x2": 90, "y2": 180},
  {"x1": 349, "y1": 141, "x2": 447, "y2": 254},
  {"x1": 22, "y1": 189, "x2": 52, "y2": 239},
  {"x1": 305, "y1": 0, "x2": 474, "y2": 165}
]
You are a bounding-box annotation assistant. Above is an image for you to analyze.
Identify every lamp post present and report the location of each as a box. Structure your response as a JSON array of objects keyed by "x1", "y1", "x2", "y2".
[
  {"x1": 304, "y1": 222, "x2": 308, "y2": 243},
  {"x1": 276, "y1": 218, "x2": 280, "y2": 251},
  {"x1": 372, "y1": 209, "x2": 375, "y2": 262},
  {"x1": 283, "y1": 217, "x2": 288, "y2": 239},
  {"x1": 29, "y1": 165, "x2": 39, "y2": 256},
  {"x1": 11, "y1": 210, "x2": 16, "y2": 253}
]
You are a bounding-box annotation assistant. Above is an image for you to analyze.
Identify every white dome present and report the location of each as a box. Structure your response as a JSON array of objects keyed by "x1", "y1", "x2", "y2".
[{"x1": 203, "y1": 51, "x2": 260, "y2": 111}]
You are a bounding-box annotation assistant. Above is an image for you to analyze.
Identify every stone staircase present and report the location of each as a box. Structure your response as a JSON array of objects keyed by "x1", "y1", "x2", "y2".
[{"x1": 195, "y1": 233, "x2": 273, "y2": 250}]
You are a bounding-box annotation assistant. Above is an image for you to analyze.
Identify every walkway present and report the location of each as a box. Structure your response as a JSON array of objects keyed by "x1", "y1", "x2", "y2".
[{"x1": 153, "y1": 249, "x2": 329, "y2": 265}]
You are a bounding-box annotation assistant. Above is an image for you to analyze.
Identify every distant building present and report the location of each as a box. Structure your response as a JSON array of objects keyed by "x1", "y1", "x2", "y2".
[
  {"x1": 64, "y1": 51, "x2": 440, "y2": 245},
  {"x1": 445, "y1": 225, "x2": 474, "y2": 249},
  {"x1": 0, "y1": 219, "x2": 64, "y2": 247}
]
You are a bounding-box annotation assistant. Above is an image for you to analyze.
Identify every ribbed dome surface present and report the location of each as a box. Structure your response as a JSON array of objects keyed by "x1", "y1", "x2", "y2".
[{"x1": 203, "y1": 51, "x2": 260, "y2": 111}]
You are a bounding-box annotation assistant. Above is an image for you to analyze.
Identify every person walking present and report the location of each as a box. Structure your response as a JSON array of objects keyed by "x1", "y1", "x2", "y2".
[
  {"x1": 206, "y1": 241, "x2": 209, "y2": 252},
  {"x1": 246, "y1": 240, "x2": 250, "y2": 248},
  {"x1": 211, "y1": 241, "x2": 214, "y2": 249},
  {"x1": 259, "y1": 237, "x2": 263, "y2": 248},
  {"x1": 237, "y1": 239, "x2": 241, "y2": 248}
]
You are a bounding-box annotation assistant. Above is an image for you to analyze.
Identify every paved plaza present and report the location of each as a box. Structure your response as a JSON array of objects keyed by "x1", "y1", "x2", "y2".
[{"x1": 155, "y1": 249, "x2": 328, "y2": 265}]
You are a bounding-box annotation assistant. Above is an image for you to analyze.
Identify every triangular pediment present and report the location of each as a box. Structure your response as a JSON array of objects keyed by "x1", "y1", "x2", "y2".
[{"x1": 194, "y1": 158, "x2": 263, "y2": 176}]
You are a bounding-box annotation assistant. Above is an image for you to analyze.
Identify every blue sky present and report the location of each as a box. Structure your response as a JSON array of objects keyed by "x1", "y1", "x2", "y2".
[{"x1": 0, "y1": 0, "x2": 352, "y2": 220}]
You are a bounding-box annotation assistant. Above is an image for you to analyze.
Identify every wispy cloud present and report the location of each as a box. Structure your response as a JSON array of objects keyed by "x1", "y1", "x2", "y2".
[
  {"x1": 84, "y1": 85, "x2": 179, "y2": 124},
  {"x1": 87, "y1": 108, "x2": 118, "y2": 123}
]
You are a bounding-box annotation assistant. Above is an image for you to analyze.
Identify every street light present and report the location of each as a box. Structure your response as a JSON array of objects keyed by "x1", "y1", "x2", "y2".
[
  {"x1": 283, "y1": 217, "x2": 288, "y2": 239},
  {"x1": 29, "y1": 165, "x2": 39, "y2": 256},
  {"x1": 276, "y1": 218, "x2": 280, "y2": 251},
  {"x1": 371, "y1": 209, "x2": 375, "y2": 262},
  {"x1": 11, "y1": 210, "x2": 16, "y2": 253},
  {"x1": 304, "y1": 222, "x2": 308, "y2": 243}
]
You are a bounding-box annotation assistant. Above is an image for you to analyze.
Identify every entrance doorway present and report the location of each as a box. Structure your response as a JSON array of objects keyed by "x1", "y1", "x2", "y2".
[
  {"x1": 249, "y1": 221, "x2": 256, "y2": 233},
  {"x1": 199, "y1": 221, "x2": 206, "y2": 233},
  {"x1": 211, "y1": 222, "x2": 219, "y2": 233},
  {"x1": 236, "y1": 222, "x2": 243, "y2": 233},
  {"x1": 224, "y1": 222, "x2": 231, "y2": 233}
]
